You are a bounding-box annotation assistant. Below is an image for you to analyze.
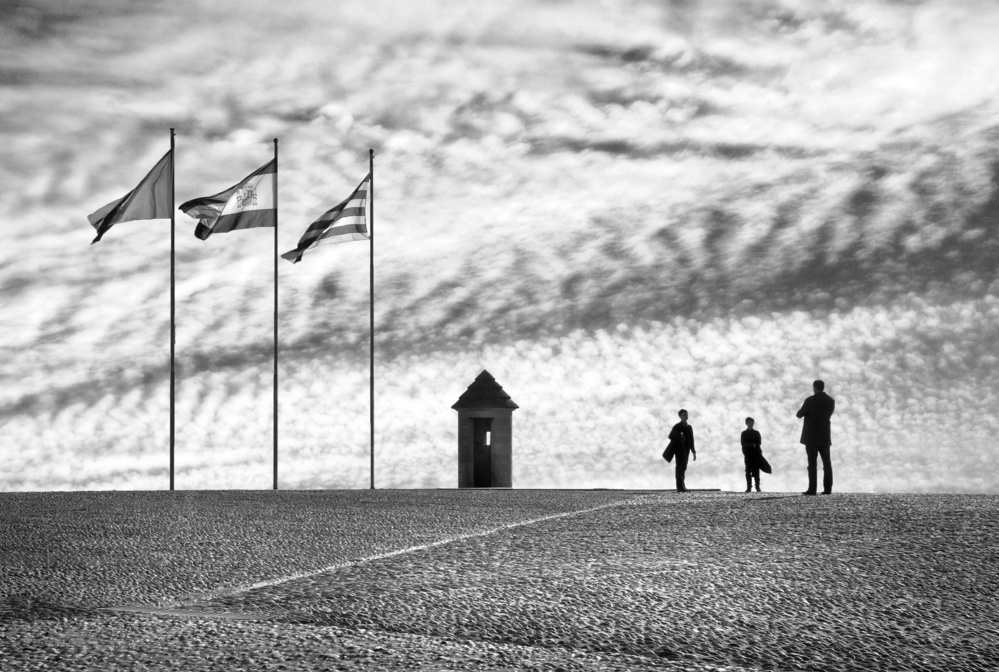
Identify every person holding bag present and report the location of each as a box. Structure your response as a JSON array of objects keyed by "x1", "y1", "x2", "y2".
[
  {"x1": 741, "y1": 417, "x2": 763, "y2": 492},
  {"x1": 665, "y1": 409, "x2": 696, "y2": 492}
]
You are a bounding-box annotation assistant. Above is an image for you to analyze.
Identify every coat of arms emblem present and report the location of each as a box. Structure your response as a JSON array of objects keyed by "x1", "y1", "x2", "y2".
[{"x1": 236, "y1": 183, "x2": 257, "y2": 208}]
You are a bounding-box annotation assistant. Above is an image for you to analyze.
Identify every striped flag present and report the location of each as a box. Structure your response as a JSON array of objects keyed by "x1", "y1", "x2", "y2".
[
  {"x1": 88, "y1": 150, "x2": 172, "y2": 244},
  {"x1": 179, "y1": 160, "x2": 276, "y2": 240},
  {"x1": 281, "y1": 173, "x2": 370, "y2": 263}
]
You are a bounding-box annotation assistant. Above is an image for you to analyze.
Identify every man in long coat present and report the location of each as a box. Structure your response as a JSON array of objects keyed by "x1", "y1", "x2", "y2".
[{"x1": 796, "y1": 380, "x2": 836, "y2": 495}]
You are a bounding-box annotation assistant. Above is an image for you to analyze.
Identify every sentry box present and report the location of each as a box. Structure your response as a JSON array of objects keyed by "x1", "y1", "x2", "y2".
[{"x1": 451, "y1": 370, "x2": 519, "y2": 488}]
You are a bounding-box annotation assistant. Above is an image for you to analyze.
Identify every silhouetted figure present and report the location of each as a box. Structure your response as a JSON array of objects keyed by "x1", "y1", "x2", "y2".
[
  {"x1": 741, "y1": 417, "x2": 763, "y2": 493},
  {"x1": 668, "y1": 409, "x2": 696, "y2": 492},
  {"x1": 796, "y1": 380, "x2": 836, "y2": 495}
]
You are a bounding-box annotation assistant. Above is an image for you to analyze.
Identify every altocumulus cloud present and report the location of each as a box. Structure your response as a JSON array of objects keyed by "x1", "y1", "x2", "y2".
[{"x1": 1, "y1": 0, "x2": 997, "y2": 492}]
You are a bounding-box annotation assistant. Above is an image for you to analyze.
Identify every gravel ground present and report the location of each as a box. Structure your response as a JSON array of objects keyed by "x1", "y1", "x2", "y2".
[
  {"x1": 1, "y1": 490, "x2": 997, "y2": 671},
  {"x1": 0, "y1": 490, "x2": 636, "y2": 609}
]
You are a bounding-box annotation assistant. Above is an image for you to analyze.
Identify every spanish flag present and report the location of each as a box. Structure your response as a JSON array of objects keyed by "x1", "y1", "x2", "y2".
[{"x1": 179, "y1": 160, "x2": 276, "y2": 240}]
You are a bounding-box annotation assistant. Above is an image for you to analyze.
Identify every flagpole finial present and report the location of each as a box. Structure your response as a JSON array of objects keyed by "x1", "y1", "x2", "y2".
[{"x1": 369, "y1": 148, "x2": 374, "y2": 157}]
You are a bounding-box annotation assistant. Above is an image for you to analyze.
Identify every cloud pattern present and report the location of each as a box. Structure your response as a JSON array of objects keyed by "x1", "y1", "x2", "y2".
[{"x1": 1, "y1": 0, "x2": 997, "y2": 492}]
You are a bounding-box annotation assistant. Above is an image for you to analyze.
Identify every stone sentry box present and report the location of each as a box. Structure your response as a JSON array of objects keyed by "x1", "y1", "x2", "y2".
[{"x1": 451, "y1": 370, "x2": 518, "y2": 488}]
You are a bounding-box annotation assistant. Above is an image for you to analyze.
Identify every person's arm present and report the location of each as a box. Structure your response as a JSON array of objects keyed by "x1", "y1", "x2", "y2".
[{"x1": 796, "y1": 398, "x2": 809, "y2": 419}]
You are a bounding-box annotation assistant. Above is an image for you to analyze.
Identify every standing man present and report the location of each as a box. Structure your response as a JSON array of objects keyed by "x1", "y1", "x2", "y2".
[
  {"x1": 796, "y1": 380, "x2": 836, "y2": 495},
  {"x1": 668, "y1": 409, "x2": 696, "y2": 492},
  {"x1": 741, "y1": 417, "x2": 763, "y2": 493}
]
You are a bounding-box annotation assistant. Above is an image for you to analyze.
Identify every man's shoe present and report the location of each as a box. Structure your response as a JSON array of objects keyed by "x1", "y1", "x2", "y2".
[
  {"x1": 802, "y1": 491, "x2": 817, "y2": 496},
  {"x1": 821, "y1": 492, "x2": 832, "y2": 495}
]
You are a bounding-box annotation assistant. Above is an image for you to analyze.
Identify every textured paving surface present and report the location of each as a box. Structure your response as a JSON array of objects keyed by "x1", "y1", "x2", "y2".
[{"x1": 2, "y1": 490, "x2": 998, "y2": 671}]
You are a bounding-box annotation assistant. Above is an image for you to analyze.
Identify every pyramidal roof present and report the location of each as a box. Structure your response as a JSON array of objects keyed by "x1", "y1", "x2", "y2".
[{"x1": 451, "y1": 370, "x2": 519, "y2": 410}]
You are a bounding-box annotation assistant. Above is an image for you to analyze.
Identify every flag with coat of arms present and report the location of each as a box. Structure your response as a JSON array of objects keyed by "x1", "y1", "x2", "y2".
[{"x1": 179, "y1": 160, "x2": 276, "y2": 240}]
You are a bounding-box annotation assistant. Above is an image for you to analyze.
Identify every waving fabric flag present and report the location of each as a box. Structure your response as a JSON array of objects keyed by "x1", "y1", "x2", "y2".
[
  {"x1": 88, "y1": 150, "x2": 173, "y2": 244},
  {"x1": 281, "y1": 173, "x2": 370, "y2": 263},
  {"x1": 179, "y1": 160, "x2": 276, "y2": 240}
]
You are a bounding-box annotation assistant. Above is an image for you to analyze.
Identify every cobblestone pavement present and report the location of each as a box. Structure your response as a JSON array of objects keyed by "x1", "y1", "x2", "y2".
[{"x1": 2, "y1": 491, "x2": 997, "y2": 671}]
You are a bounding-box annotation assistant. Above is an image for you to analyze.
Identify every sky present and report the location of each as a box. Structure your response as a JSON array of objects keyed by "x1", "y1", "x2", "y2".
[{"x1": 1, "y1": 0, "x2": 997, "y2": 493}]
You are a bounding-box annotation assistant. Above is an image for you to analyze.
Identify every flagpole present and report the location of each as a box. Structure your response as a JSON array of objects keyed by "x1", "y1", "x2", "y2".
[
  {"x1": 170, "y1": 128, "x2": 176, "y2": 492},
  {"x1": 273, "y1": 138, "x2": 279, "y2": 491},
  {"x1": 369, "y1": 149, "x2": 376, "y2": 490}
]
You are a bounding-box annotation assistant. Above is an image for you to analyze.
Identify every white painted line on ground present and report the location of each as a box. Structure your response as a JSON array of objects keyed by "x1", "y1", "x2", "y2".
[{"x1": 109, "y1": 494, "x2": 656, "y2": 614}]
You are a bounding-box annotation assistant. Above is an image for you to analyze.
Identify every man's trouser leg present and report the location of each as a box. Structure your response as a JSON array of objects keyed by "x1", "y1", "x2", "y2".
[
  {"x1": 805, "y1": 445, "x2": 819, "y2": 494},
  {"x1": 818, "y1": 445, "x2": 833, "y2": 493},
  {"x1": 675, "y1": 450, "x2": 689, "y2": 491}
]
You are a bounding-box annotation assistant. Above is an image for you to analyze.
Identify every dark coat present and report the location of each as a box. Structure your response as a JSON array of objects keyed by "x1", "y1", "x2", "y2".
[
  {"x1": 797, "y1": 391, "x2": 835, "y2": 446},
  {"x1": 668, "y1": 422, "x2": 695, "y2": 456},
  {"x1": 741, "y1": 429, "x2": 762, "y2": 457}
]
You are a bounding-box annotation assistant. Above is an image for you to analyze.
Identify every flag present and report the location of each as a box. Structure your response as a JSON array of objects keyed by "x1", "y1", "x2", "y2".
[
  {"x1": 87, "y1": 150, "x2": 172, "y2": 244},
  {"x1": 179, "y1": 160, "x2": 276, "y2": 240},
  {"x1": 281, "y1": 173, "x2": 370, "y2": 263}
]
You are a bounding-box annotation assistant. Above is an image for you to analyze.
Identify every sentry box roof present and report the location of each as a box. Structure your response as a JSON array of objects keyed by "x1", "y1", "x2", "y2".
[{"x1": 451, "y1": 370, "x2": 519, "y2": 411}]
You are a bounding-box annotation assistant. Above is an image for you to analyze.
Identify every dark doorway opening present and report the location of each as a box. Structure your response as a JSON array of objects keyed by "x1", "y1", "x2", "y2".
[{"x1": 472, "y1": 418, "x2": 493, "y2": 487}]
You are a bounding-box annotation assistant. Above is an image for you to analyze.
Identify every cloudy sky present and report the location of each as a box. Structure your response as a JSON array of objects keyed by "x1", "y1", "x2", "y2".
[{"x1": 1, "y1": 0, "x2": 997, "y2": 493}]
